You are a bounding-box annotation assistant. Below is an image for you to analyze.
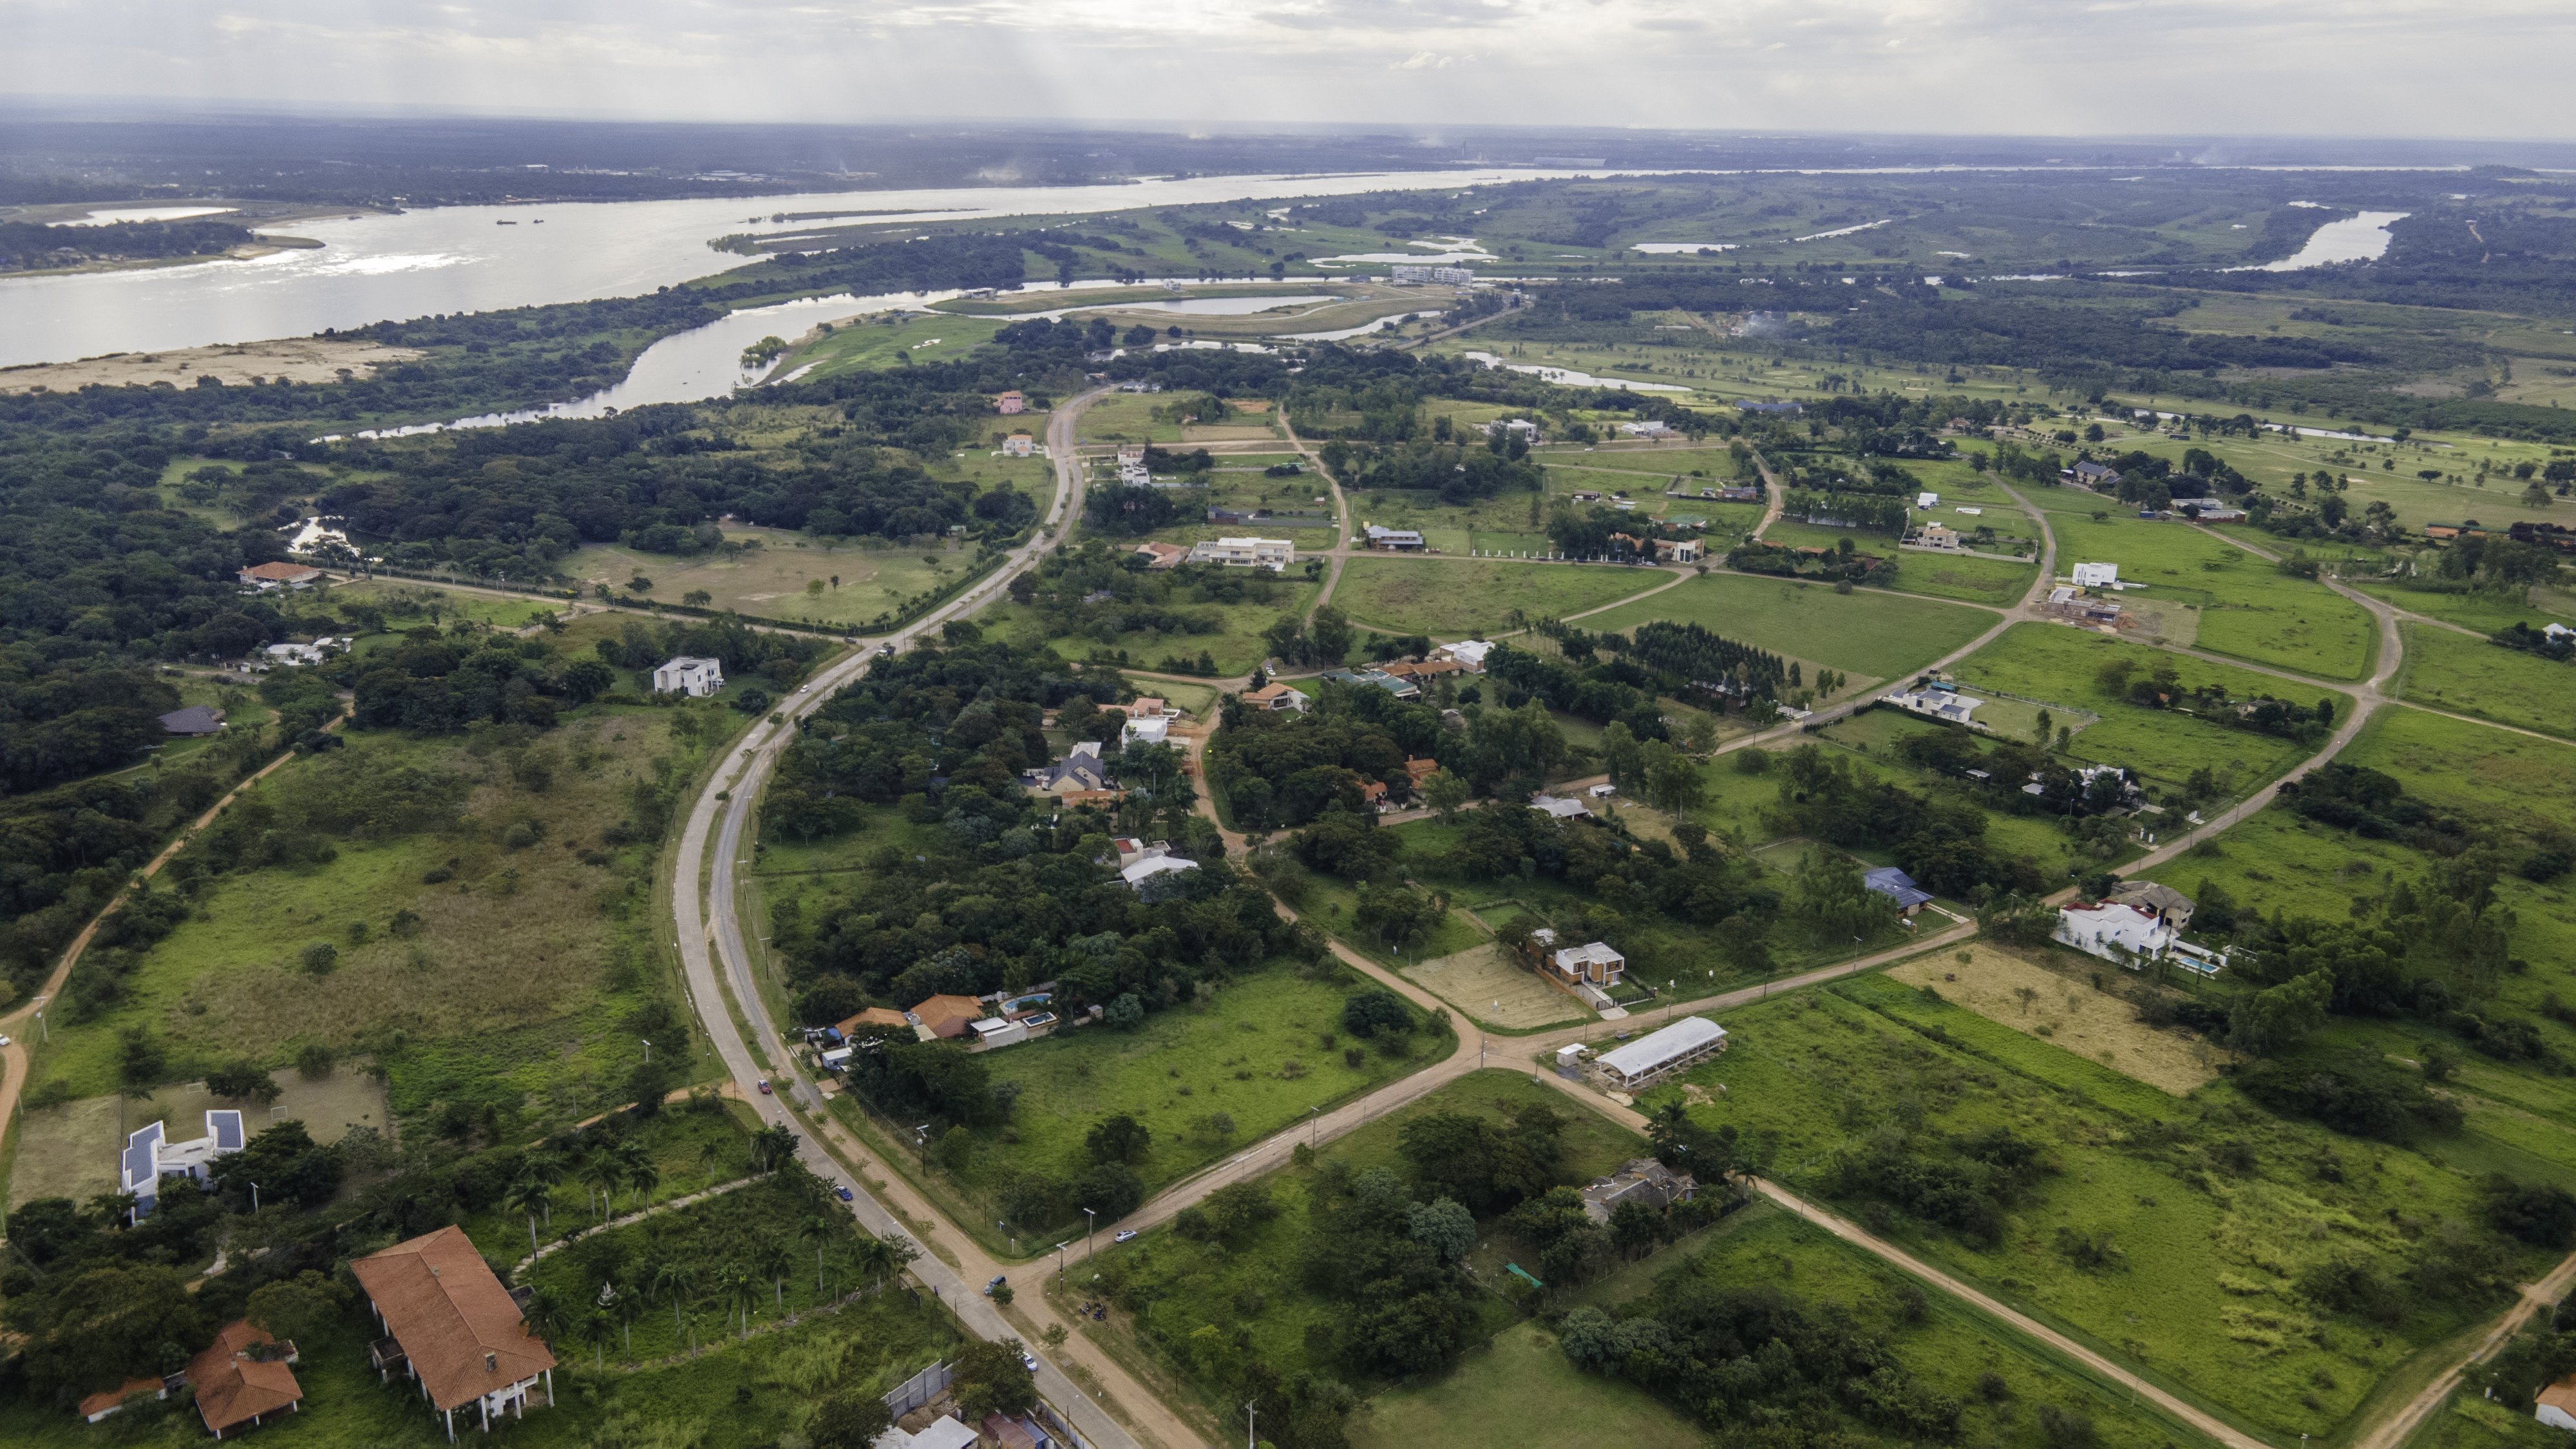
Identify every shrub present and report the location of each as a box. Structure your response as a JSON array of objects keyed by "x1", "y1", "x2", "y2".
[
  {"x1": 299, "y1": 941, "x2": 337, "y2": 974},
  {"x1": 294, "y1": 1043, "x2": 336, "y2": 1079}
]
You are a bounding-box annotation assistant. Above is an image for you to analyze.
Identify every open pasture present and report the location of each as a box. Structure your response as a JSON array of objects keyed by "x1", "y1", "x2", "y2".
[{"x1": 1583, "y1": 571, "x2": 1998, "y2": 680}]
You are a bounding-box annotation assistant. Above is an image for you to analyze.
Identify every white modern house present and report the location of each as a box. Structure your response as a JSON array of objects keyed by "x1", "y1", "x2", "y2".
[
  {"x1": 1119, "y1": 845, "x2": 1199, "y2": 890},
  {"x1": 2071, "y1": 562, "x2": 2119, "y2": 587},
  {"x1": 2051, "y1": 900, "x2": 2179, "y2": 965},
  {"x1": 1884, "y1": 688, "x2": 1984, "y2": 726},
  {"x1": 651, "y1": 656, "x2": 724, "y2": 697},
  {"x1": 1435, "y1": 639, "x2": 1495, "y2": 671},
  {"x1": 1188, "y1": 537, "x2": 1294, "y2": 571},
  {"x1": 119, "y1": 1110, "x2": 247, "y2": 1218}
]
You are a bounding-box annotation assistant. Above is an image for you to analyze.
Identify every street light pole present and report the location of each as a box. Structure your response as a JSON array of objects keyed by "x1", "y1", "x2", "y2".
[
  {"x1": 1056, "y1": 1242, "x2": 1070, "y2": 1285},
  {"x1": 1307, "y1": 1106, "x2": 1321, "y2": 1146},
  {"x1": 639, "y1": 1038, "x2": 651, "y2": 1064},
  {"x1": 1083, "y1": 1208, "x2": 1095, "y2": 1260}
]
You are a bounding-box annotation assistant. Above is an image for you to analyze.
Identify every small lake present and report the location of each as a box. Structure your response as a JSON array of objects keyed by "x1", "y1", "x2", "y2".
[
  {"x1": 1463, "y1": 351, "x2": 1692, "y2": 393},
  {"x1": 2251, "y1": 211, "x2": 2408, "y2": 270}
]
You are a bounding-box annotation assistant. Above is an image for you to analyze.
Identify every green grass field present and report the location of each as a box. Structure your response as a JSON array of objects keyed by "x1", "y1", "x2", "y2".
[
  {"x1": 1330, "y1": 558, "x2": 1674, "y2": 639},
  {"x1": 939, "y1": 967, "x2": 1450, "y2": 1226},
  {"x1": 1583, "y1": 571, "x2": 1999, "y2": 679},
  {"x1": 1349, "y1": 1320, "x2": 1703, "y2": 1449},
  {"x1": 571, "y1": 528, "x2": 1005, "y2": 630},
  {"x1": 2394, "y1": 623, "x2": 2576, "y2": 738},
  {"x1": 782, "y1": 311, "x2": 1009, "y2": 379},
  {"x1": 1649, "y1": 985, "x2": 2556, "y2": 1442},
  {"x1": 2339, "y1": 580, "x2": 2568, "y2": 635},
  {"x1": 977, "y1": 583, "x2": 1320, "y2": 676},
  {"x1": 28, "y1": 708, "x2": 732, "y2": 1129},
  {"x1": 2041, "y1": 511, "x2": 2377, "y2": 679},
  {"x1": 1948, "y1": 623, "x2": 2342, "y2": 792}
]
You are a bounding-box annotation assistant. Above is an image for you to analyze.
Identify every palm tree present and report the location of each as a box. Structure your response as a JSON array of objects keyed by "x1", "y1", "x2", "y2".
[
  {"x1": 581, "y1": 1151, "x2": 620, "y2": 1223},
  {"x1": 723, "y1": 1264, "x2": 760, "y2": 1339},
  {"x1": 849, "y1": 1235, "x2": 896, "y2": 1295},
  {"x1": 521, "y1": 1287, "x2": 571, "y2": 1356},
  {"x1": 755, "y1": 1236, "x2": 797, "y2": 1316},
  {"x1": 698, "y1": 1138, "x2": 728, "y2": 1190},
  {"x1": 508, "y1": 1177, "x2": 552, "y2": 1260},
  {"x1": 652, "y1": 1259, "x2": 697, "y2": 1343},
  {"x1": 751, "y1": 1124, "x2": 798, "y2": 1173},
  {"x1": 799, "y1": 1215, "x2": 838, "y2": 1295},
  {"x1": 612, "y1": 1138, "x2": 654, "y2": 1211},
  {"x1": 520, "y1": 1151, "x2": 565, "y2": 1228}
]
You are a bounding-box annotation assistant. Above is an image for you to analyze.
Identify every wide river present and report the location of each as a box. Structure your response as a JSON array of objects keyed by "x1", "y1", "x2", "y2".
[{"x1": 0, "y1": 167, "x2": 1610, "y2": 368}]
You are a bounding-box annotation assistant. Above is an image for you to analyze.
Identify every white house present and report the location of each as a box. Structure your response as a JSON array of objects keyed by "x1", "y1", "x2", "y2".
[
  {"x1": 2071, "y1": 562, "x2": 2119, "y2": 587},
  {"x1": 1122, "y1": 713, "x2": 1171, "y2": 747},
  {"x1": 1189, "y1": 536, "x2": 1294, "y2": 571},
  {"x1": 264, "y1": 637, "x2": 348, "y2": 667},
  {"x1": 651, "y1": 656, "x2": 724, "y2": 697},
  {"x1": 1001, "y1": 433, "x2": 1037, "y2": 457},
  {"x1": 1884, "y1": 688, "x2": 1984, "y2": 726},
  {"x1": 1435, "y1": 639, "x2": 1494, "y2": 671},
  {"x1": 1119, "y1": 845, "x2": 1199, "y2": 890},
  {"x1": 119, "y1": 1110, "x2": 247, "y2": 1218},
  {"x1": 2051, "y1": 900, "x2": 2179, "y2": 965}
]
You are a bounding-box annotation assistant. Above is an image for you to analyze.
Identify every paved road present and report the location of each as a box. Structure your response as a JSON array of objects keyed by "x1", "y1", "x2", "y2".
[{"x1": 668, "y1": 388, "x2": 1197, "y2": 1449}]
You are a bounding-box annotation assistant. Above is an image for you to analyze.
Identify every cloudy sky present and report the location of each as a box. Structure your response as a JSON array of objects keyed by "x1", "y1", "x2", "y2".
[{"x1": 8, "y1": 0, "x2": 2570, "y2": 137}]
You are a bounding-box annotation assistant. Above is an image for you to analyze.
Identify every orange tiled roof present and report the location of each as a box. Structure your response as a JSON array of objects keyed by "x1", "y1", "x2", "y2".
[
  {"x1": 350, "y1": 1226, "x2": 555, "y2": 1412},
  {"x1": 189, "y1": 1320, "x2": 303, "y2": 1434}
]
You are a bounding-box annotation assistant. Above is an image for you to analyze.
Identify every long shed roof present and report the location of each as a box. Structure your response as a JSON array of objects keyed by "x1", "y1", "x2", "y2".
[{"x1": 1595, "y1": 1016, "x2": 1727, "y2": 1079}]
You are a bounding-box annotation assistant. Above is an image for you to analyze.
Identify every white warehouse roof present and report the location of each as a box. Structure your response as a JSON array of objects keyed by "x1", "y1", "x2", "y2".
[{"x1": 1594, "y1": 1016, "x2": 1727, "y2": 1080}]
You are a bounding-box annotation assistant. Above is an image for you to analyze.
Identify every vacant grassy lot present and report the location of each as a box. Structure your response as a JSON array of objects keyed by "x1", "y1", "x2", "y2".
[
  {"x1": 334, "y1": 578, "x2": 565, "y2": 634},
  {"x1": 2344, "y1": 706, "x2": 2576, "y2": 844},
  {"x1": 2043, "y1": 511, "x2": 2377, "y2": 679},
  {"x1": 1648, "y1": 984, "x2": 2555, "y2": 1441},
  {"x1": 2340, "y1": 580, "x2": 2568, "y2": 634},
  {"x1": 1331, "y1": 558, "x2": 1672, "y2": 639},
  {"x1": 976, "y1": 583, "x2": 1319, "y2": 676},
  {"x1": 1401, "y1": 942, "x2": 1591, "y2": 1030},
  {"x1": 1886, "y1": 943, "x2": 2222, "y2": 1095},
  {"x1": 1949, "y1": 623, "x2": 2342, "y2": 793},
  {"x1": 571, "y1": 529, "x2": 997, "y2": 630},
  {"x1": 2395, "y1": 623, "x2": 2576, "y2": 738},
  {"x1": 947, "y1": 967, "x2": 1448, "y2": 1211},
  {"x1": 1538, "y1": 1202, "x2": 2201, "y2": 1449},
  {"x1": 1349, "y1": 1320, "x2": 1703, "y2": 1449},
  {"x1": 1895, "y1": 551, "x2": 2045, "y2": 607},
  {"x1": 1584, "y1": 571, "x2": 1999, "y2": 679},
  {"x1": 1065, "y1": 1070, "x2": 1639, "y2": 1427},
  {"x1": 786, "y1": 310, "x2": 1009, "y2": 379},
  {"x1": 28, "y1": 707, "x2": 732, "y2": 1130}
]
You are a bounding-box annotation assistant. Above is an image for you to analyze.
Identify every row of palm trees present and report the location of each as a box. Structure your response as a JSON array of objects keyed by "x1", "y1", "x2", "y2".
[
  {"x1": 506, "y1": 1126, "x2": 798, "y2": 1259},
  {"x1": 520, "y1": 1211, "x2": 918, "y2": 1368}
]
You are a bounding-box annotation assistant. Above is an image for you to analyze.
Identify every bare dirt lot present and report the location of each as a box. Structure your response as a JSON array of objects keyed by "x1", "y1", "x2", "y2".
[
  {"x1": 8, "y1": 1070, "x2": 390, "y2": 1209},
  {"x1": 1403, "y1": 943, "x2": 1591, "y2": 1030},
  {"x1": 0, "y1": 336, "x2": 423, "y2": 395},
  {"x1": 1886, "y1": 942, "x2": 2224, "y2": 1095}
]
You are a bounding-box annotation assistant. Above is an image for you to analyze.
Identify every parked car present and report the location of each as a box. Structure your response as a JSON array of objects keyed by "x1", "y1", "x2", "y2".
[
  {"x1": 983, "y1": 1275, "x2": 1007, "y2": 1296},
  {"x1": 1113, "y1": 1229, "x2": 1139, "y2": 1244},
  {"x1": 1022, "y1": 1352, "x2": 1039, "y2": 1374}
]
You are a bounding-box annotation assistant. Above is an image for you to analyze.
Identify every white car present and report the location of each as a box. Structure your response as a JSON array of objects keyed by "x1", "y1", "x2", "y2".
[
  {"x1": 0, "y1": 1035, "x2": 11, "y2": 1047},
  {"x1": 1113, "y1": 1229, "x2": 1139, "y2": 1244},
  {"x1": 1022, "y1": 1352, "x2": 1039, "y2": 1374}
]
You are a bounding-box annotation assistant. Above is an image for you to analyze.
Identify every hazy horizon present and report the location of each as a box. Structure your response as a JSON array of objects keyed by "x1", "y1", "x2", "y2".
[{"x1": 5, "y1": 0, "x2": 2571, "y2": 141}]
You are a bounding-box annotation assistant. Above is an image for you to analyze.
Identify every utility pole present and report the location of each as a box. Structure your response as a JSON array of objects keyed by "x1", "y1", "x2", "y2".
[
  {"x1": 1245, "y1": 1402, "x2": 1257, "y2": 1449},
  {"x1": 639, "y1": 1038, "x2": 651, "y2": 1064},
  {"x1": 1083, "y1": 1208, "x2": 1095, "y2": 1260}
]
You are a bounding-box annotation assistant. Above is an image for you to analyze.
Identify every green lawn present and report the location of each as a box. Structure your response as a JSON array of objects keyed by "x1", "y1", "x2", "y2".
[
  {"x1": 2339, "y1": 580, "x2": 2568, "y2": 635},
  {"x1": 1349, "y1": 1320, "x2": 1703, "y2": 1449},
  {"x1": 2394, "y1": 623, "x2": 2576, "y2": 739},
  {"x1": 1948, "y1": 623, "x2": 2344, "y2": 793},
  {"x1": 2042, "y1": 512, "x2": 2377, "y2": 679},
  {"x1": 784, "y1": 311, "x2": 1008, "y2": 379},
  {"x1": 978, "y1": 583, "x2": 1320, "y2": 676},
  {"x1": 1647, "y1": 986, "x2": 2557, "y2": 1443},
  {"x1": 333, "y1": 579, "x2": 565, "y2": 634},
  {"x1": 1583, "y1": 571, "x2": 1999, "y2": 679},
  {"x1": 1331, "y1": 558, "x2": 1674, "y2": 639},
  {"x1": 934, "y1": 967, "x2": 1452, "y2": 1233}
]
